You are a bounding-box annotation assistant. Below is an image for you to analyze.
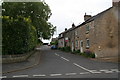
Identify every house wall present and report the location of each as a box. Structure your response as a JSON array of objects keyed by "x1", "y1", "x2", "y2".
[
  {"x1": 64, "y1": 29, "x2": 75, "y2": 51},
  {"x1": 74, "y1": 6, "x2": 119, "y2": 58},
  {"x1": 58, "y1": 2, "x2": 119, "y2": 59},
  {"x1": 58, "y1": 38, "x2": 64, "y2": 48},
  {"x1": 93, "y1": 6, "x2": 118, "y2": 58}
]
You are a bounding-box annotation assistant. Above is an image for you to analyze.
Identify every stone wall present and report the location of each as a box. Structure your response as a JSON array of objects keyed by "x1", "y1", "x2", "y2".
[{"x1": 2, "y1": 50, "x2": 36, "y2": 63}]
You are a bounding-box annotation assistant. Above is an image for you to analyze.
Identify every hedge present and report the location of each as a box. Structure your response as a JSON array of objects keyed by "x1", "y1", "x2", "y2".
[{"x1": 2, "y1": 16, "x2": 38, "y2": 55}]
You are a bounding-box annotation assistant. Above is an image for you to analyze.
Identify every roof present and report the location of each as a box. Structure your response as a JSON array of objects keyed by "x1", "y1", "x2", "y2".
[
  {"x1": 59, "y1": 6, "x2": 113, "y2": 35},
  {"x1": 76, "y1": 7, "x2": 113, "y2": 28}
]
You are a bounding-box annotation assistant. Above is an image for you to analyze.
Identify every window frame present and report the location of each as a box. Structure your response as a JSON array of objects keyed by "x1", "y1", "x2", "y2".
[{"x1": 86, "y1": 38, "x2": 90, "y2": 48}]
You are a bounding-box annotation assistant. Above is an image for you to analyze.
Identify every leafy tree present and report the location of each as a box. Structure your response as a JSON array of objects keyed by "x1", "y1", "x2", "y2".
[
  {"x1": 2, "y1": 2, "x2": 56, "y2": 39},
  {"x1": 2, "y1": 1, "x2": 56, "y2": 55},
  {"x1": 2, "y1": 16, "x2": 38, "y2": 54}
]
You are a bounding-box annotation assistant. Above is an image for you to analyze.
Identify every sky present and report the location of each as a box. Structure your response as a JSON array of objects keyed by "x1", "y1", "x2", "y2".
[
  {"x1": 44, "y1": 0, "x2": 112, "y2": 40},
  {"x1": 0, "y1": 0, "x2": 113, "y2": 43}
]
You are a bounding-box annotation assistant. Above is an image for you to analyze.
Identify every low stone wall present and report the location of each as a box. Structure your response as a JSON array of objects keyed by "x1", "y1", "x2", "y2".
[{"x1": 2, "y1": 50, "x2": 36, "y2": 64}]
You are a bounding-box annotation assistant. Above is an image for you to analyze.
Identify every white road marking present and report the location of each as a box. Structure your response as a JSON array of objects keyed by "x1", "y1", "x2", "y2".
[
  {"x1": 33, "y1": 74, "x2": 46, "y2": 77},
  {"x1": 90, "y1": 71, "x2": 101, "y2": 74},
  {"x1": 89, "y1": 70, "x2": 101, "y2": 74},
  {"x1": 100, "y1": 69, "x2": 114, "y2": 73},
  {"x1": 73, "y1": 63, "x2": 102, "y2": 74},
  {"x1": 50, "y1": 74, "x2": 62, "y2": 76},
  {"x1": 61, "y1": 57, "x2": 69, "y2": 61},
  {"x1": 13, "y1": 75, "x2": 28, "y2": 78},
  {"x1": 73, "y1": 63, "x2": 90, "y2": 72},
  {"x1": 65, "y1": 73, "x2": 77, "y2": 75},
  {"x1": 110, "y1": 69, "x2": 119, "y2": 72},
  {"x1": 104, "y1": 71, "x2": 114, "y2": 73},
  {"x1": 0, "y1": 76, "x2": 7, "y2": 78},
  {"x1": 55, "y1": 53, "x2": 59, "y2": 56},
  {"x1": 100, "y1": 69, "x2": 109, "y2": 71},
  {"x1": 80, "y1": 72, "x2": 90, "y2": 74}
]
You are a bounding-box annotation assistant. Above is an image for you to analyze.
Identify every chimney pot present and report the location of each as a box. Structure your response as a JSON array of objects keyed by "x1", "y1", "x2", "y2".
[
  {"x1": 84, "y1": 14, "x2": 92, "y2": 21},
  {"x1": 65, "y1": 28, "x2": 67, "y2": 31}
]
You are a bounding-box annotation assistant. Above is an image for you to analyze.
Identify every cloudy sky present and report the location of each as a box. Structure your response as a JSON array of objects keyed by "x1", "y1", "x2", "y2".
[
  {"x1": 45, "y1": 0, "x2": 112, "y2": 39},
  {"x1": 0, "y1": 0, "x2": 113, "y2": 43}
]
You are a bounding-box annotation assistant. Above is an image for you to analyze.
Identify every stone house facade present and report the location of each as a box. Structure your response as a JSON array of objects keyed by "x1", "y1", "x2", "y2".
[
  {"x1": 58, "y1": 32, "x2": 65, "y2": 48},
  {"x1": 58, "y1": 1, "x2": 120, "y2": 59},
  {"x1": 58, "y1": 24, "x2": 76, "y2": 51}
]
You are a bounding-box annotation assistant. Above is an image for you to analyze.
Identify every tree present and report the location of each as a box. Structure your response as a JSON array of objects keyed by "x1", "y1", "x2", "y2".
[
  {"x1": 2, "y1": 1, "x2": 56, "y2": 55},
  {"x1": 2, "y1": 2, "x2": 56, "y2": 39}
]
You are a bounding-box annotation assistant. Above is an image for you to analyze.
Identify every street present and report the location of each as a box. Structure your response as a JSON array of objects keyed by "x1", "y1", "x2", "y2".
[{"x1": 2, "y1": 45, "x2": 119, "y2": 78}]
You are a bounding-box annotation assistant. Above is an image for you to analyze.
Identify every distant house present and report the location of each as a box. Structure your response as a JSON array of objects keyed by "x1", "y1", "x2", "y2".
[
  {"x1": 50, "y1": 37, "x2": 58, "y2": 45},
  {"x1": 51, "y1": 38, "x2": 58, "y2": 42},
  {"x1": 58, "y1": 1, "x2": 120, "y2": 60},
  {"x1": 58, "y1": 24, "x2": 76, "y2": 51}
]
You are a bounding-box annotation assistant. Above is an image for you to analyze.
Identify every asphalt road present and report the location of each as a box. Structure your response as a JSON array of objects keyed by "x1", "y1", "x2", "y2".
[{"x1": 2, "y1": 45, "x2": 120, "y2": 78}]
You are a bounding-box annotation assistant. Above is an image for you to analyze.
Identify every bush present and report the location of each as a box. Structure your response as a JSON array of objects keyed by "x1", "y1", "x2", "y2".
[
  {"x1": 59, "y1": 46, "x2": 71, "y2": 52},
  {"x1": 2, "y1": 16, "x2": 38, "y2": 55},
  {"x1": 81, "y1": 50, "x2": 95, "y2": 58},
  {"x1": 72, "y1": 50, "x2": 80, "y2": 54}
]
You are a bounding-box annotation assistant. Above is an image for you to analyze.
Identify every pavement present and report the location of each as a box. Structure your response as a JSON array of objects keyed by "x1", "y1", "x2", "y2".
[
  {"x1": 2, "y1": 47, "x2": 41, "y2": 74},
  {"x1": 2, "y1": 45, "x2": 120, "y2": 78}
]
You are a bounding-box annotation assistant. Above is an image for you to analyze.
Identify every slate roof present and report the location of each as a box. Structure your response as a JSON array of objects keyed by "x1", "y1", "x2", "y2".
[{"x1": 59, "y1": 6, "x2": 113, "y2": 35}]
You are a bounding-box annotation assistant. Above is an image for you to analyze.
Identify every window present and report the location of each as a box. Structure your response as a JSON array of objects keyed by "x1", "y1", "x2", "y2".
[
  {"x1": 86, "y1": 25, "x2": 90, "y2": 34},
  {"x1": 75, "y1": 30, "x2": 78, "y2": 35},
  {"x1": 86, "y1": 39, "x2": 90, "y2": 48},
  {"x1": 76, "y1": 40, "x2": 78, "y2": 47},
  {"x1": 61, "y1": 34, "x2": 63, "y2": 37}
]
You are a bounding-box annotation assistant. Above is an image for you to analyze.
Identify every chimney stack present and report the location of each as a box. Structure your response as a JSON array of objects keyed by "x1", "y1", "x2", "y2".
[
  {"x1": 84, "y1": 13, "x2": 92, "y2": 21},
  {"x1": 72, "y1": 23, "x2": 75, "y2": 28},
  {"x1": 112, "y1": 0, "x2": 120, "y2": 6},
  {"x1": 65, "y1": 28, "x2": 67, "y2": 31}
]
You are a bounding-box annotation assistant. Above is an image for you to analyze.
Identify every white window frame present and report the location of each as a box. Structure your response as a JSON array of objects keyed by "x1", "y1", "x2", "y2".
[{"x1": 86, "y1": 39, "x2": 90, "y2": 48}]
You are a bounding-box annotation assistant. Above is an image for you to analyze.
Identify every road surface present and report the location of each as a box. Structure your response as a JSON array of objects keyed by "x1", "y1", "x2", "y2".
[{"x1": 2, "y1": 45, "x2": 119, "y2": 78}]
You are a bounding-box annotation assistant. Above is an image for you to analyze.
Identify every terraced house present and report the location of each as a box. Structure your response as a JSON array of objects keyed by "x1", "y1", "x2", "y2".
[{"x1": 58, "y1": 1, "x2": 120, "y2": 61}]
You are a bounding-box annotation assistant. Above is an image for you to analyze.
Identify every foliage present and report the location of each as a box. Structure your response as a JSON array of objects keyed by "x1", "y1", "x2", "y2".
[
  {"x1": 59, "y1": 46, "x2": 71, "y2": 52},
  {"x1": 72, "y1": 50, "x2": 80, "y2": 54},
  {"x1": 2, "y1": 16, "x2": 38, "y2": 55},
  {"x1": 81, "y1": 50, "x2": 95, "y2": 58},
  {"x1": 2, "y1": 1, "x2": 56, "y2": 55},
  {"x1": 50, "y1": 40, "x2": 58, "y2": 45},
  {"x1": 2, "y1": 2, "x2": 56, "y2": 39}
]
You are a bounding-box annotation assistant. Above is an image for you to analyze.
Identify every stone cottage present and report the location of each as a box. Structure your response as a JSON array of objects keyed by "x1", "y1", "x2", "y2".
[{"x1": 58, "y1": 1, "x2": 120, "y2": 60}]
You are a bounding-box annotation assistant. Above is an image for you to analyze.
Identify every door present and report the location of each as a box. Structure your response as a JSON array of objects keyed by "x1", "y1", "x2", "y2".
[{"x1": 80, "y1": 40, "x2": 83, "y2": 53}]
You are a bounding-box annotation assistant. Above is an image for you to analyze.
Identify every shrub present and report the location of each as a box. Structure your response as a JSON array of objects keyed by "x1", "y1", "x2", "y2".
[
  {"x1": 81, "y1": 50, "x2": 95, "y2": 58},
  {"x1": 59, "y1": 46, "x2": 71, "y2": 52},
  {"x1": 72, "y1": 50, "x2": 80, "y2": 54},
  {"x1": 2, "y1": 16, "x2": 38, "y2": 55}
]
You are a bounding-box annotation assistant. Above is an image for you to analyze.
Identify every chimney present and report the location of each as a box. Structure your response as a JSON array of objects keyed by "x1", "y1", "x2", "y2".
[
  {"x1": 84, "y1": 13, "x2": 92, "y2": 21},
  {"x1": 112, "y1": 0, "x2": 120, "y2": 6},
  {"x1": 65, "y1": 28, "x2": 67, "y2": 31},
  {"x1": 72, "y1": 23, "x2": 75, "y2": 28}
]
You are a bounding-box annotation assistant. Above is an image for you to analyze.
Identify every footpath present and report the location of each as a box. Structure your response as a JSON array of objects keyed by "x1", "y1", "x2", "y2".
[{"x1": 2, "y1": 47, "x2": 41, "y2": 74}]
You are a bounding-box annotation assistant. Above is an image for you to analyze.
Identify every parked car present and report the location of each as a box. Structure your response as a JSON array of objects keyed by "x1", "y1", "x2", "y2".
[{"x1": 51, "y1": 45, "x2": 57, "y2": 49}]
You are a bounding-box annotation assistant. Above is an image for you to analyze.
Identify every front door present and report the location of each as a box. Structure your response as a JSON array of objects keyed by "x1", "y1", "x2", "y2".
[{"x1": 80, "y1": 40, "x2": 83, "y2": 53}]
